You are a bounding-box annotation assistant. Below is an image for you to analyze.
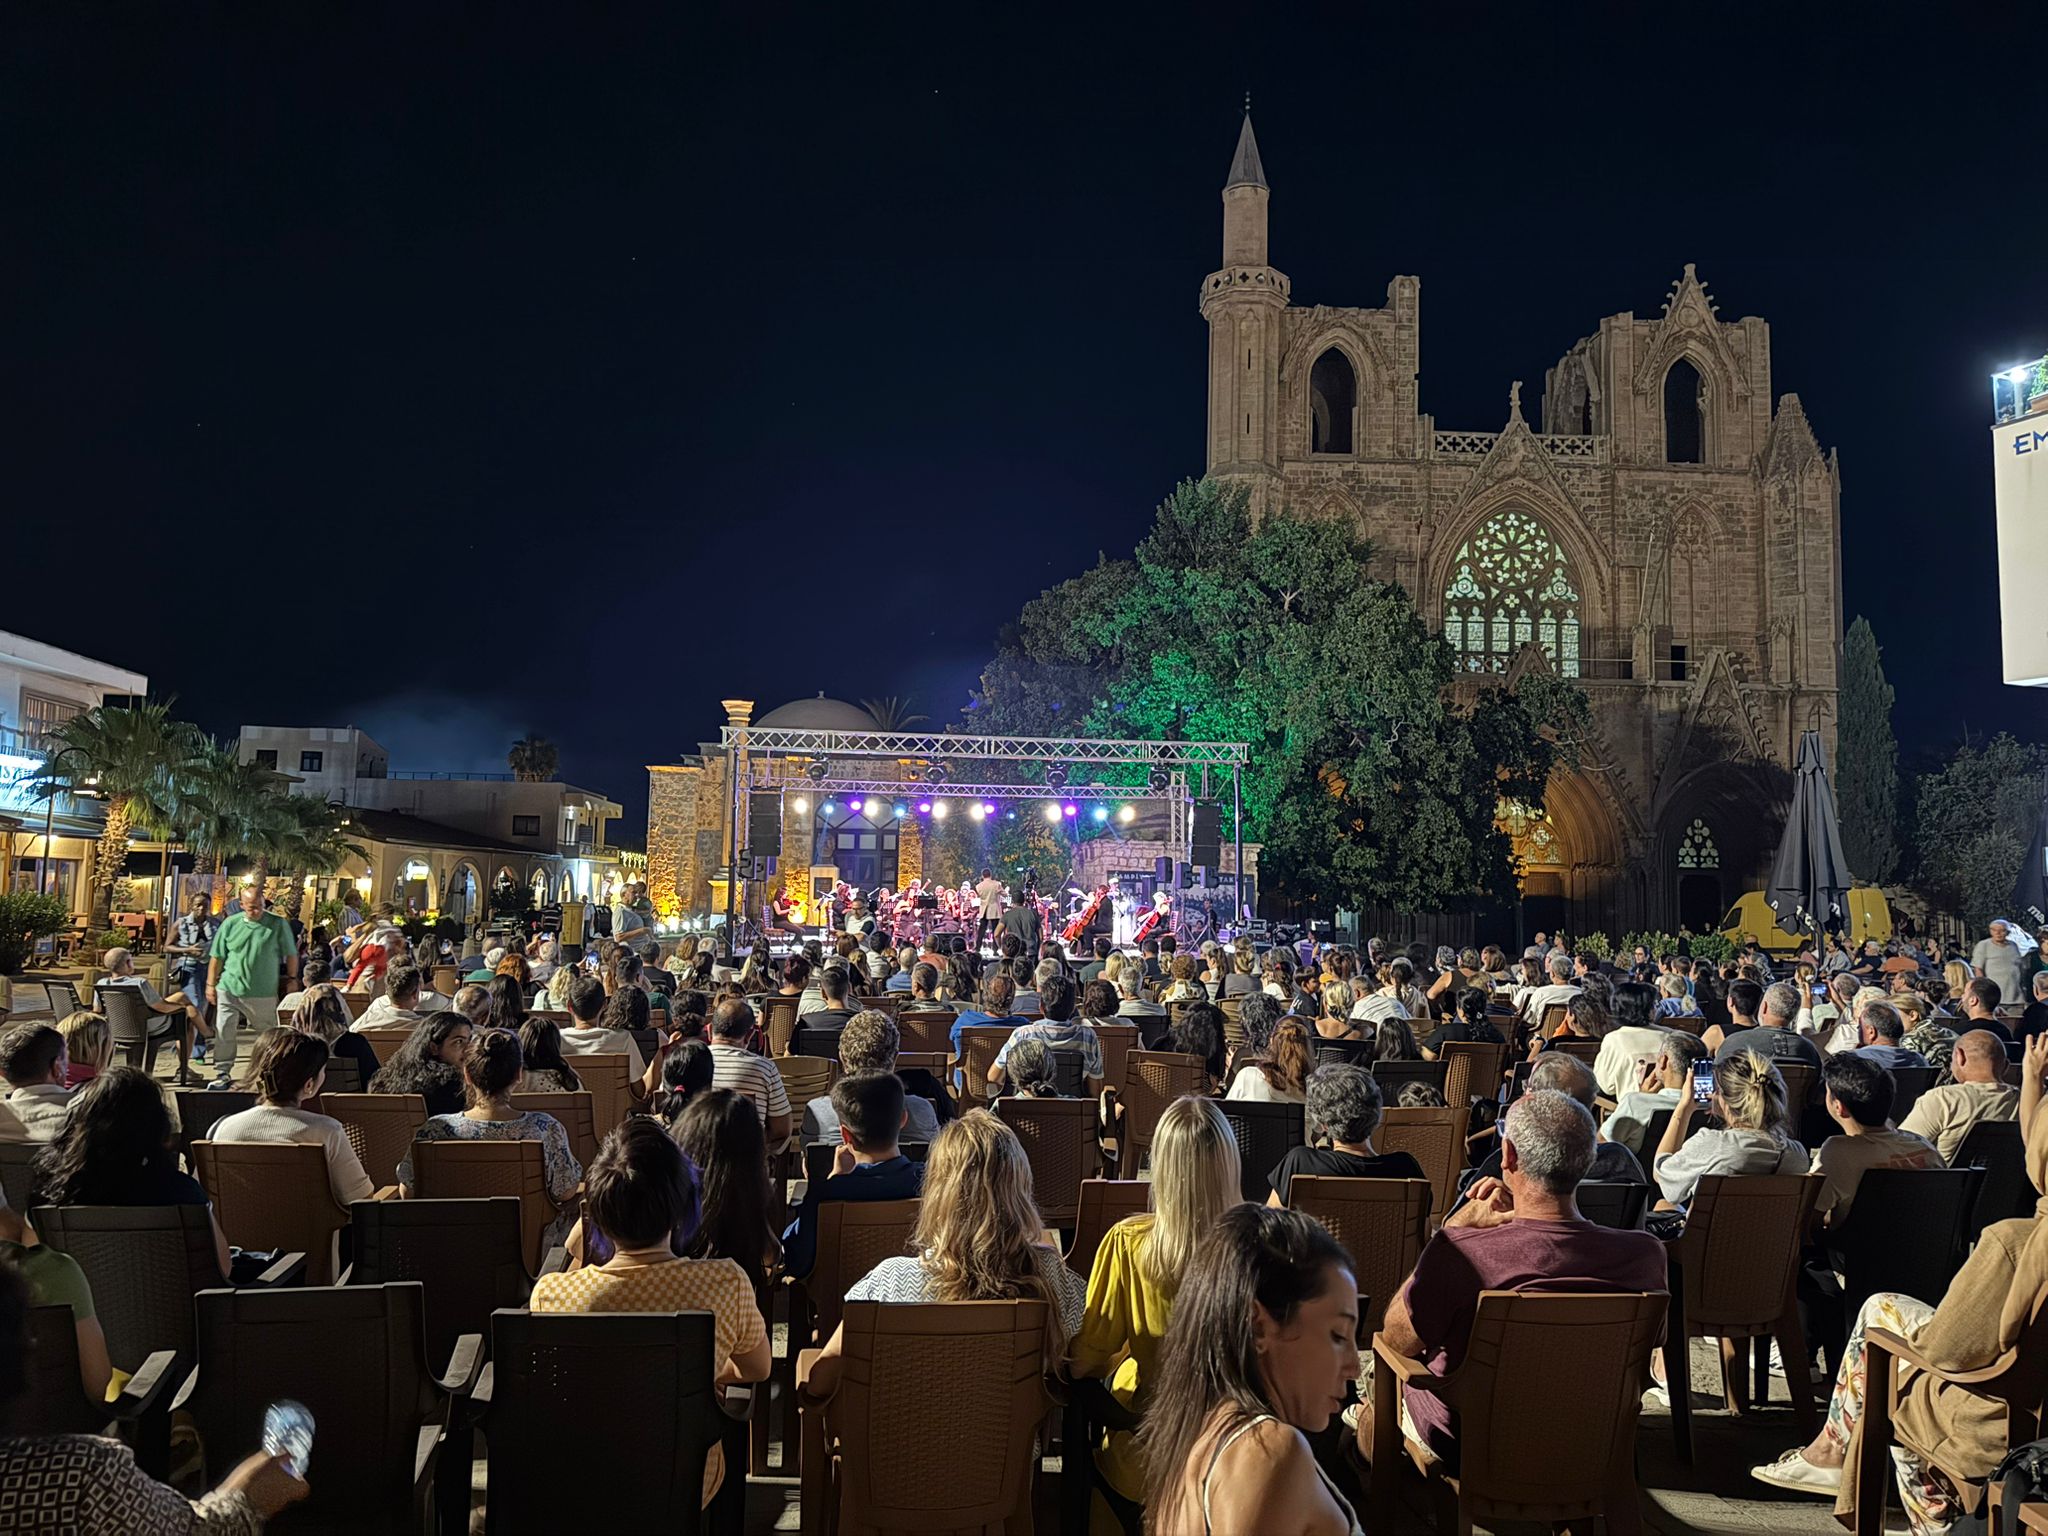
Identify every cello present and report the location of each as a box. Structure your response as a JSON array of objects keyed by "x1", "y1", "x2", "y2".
[{"x1": 1061, "y1": 883, "x2": 1110, "y2": 945}]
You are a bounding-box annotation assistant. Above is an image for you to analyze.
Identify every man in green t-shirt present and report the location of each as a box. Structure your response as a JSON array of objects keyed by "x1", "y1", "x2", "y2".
[{"x1": 205, "y1": 886, "x2": 298, "y2": 1089}]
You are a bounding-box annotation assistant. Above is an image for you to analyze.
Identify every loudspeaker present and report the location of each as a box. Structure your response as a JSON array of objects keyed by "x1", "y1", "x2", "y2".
[
  {"x1": 1175, "y1": 860, "x2": 1191, "y2": 890},
  {"x1": 1192, "y1": 864, "x2": 1212, "y2": 889},
  {"x1": 1190, "y1": 803, "x2": 1221, "y2": 867},
  {"x1": 747, "y1": 791, "x2": 783, "y2": 856},
  {"x1": 1153, "y1": 856, "x2": 1173, "y2": 886}
]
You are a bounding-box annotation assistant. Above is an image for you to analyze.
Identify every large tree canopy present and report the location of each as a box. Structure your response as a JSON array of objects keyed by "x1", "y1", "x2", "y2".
[
  {"x1": 1909, "y1": 732, "x2": 2048, "y2": 928},
  {"x1": 968, "y1": 479, "x2": 1589, "y2": 913}
]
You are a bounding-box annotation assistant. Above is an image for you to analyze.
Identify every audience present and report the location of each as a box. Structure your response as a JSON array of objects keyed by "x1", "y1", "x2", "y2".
[
  {"x1": 561, "y1": 977, "x2": 647, "y2": 1076},
  {"x1": 706, "y1": 998, "x2": 792, "y2": 1145},
  {"x1": 211, "y1": 1030, "x2": 375, "y2": 1207},
  {"x1": 1267, "y1": 1064, "x2": 1424, "y2": 1205},
  {"x1": 1711, "y1": 980, "x2": 1823, "y2": 1070},
  {"x1": 292, "y1": 981, "x2": 381, "y2": 1088},
  {"x1": 650, "y1": 1040, "x2": 716, "y2": 1125},
  {"x1": 366, "y1": 1012, "x2": 475, "y2": 1116},
  {"x1": 1592, "y1": 980, "x2": 1666, "y2": 1097},
  {"x1": 1168, "y1": 1001, "x2": 1229, "y2": 1085},
  {"x1": 1810, "y1": 1055, "x2": 1944, "y2": 1230},
  {"x1": 1900, "y1": 1027, "x2": 2017, "y2": 1161},
  {"x1": 1600, "y1": 1029, "x2": 1706, "y2": 1157},
  {"x1": 1141, "y1": 1205, "x2": 1361, "y2": 1536},
  {"x1": 1225, "y1": 1017, "x2": 1314, "y2": 1103},
  {"x1": 356, "y1": 961, "x2": 427, "y2": 1029},
  {"x1": 1419, "y1": 987, "x2": 1504, "y2": 1060},
  {"x1": 672, "y1": 1087, "x2": 782, "y2": 1284},
  {"x1": 989, "y1": 974, "x2": 1102, "y2": 1093},
  {"x1": 54, "y1": 1012, "x2": 109, "y2": 1090},
  {"x1": 1848, "y1": 997, "x2": 1928, "y2": 1070},
  {"x1": 0, "y1": 1025, "x2": 72, "y2": 1144},
  {"x1": 96, "y1": 947, "x2": 200, "y2": 1085},
  {"x1": 530, "y1": 1119, "x2": 769, "y2": 1507},
  {"x1": 781, "y1": 1071, "x2": 925, "y2": 1278},
  {"x1": 515, "y1": 1017, "x2": 586, "y2": 1093},
  {"x1": 1652, "y1": 1048, "x2": 1810, "y2": 1212}
]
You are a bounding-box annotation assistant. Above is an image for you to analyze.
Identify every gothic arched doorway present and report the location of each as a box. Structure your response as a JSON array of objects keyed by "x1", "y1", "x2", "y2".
[
  {"x1": 1675, "y1": 818, "x2": 1724, "y2": 932},
  {"x1": 1656, "y1": 761, "x2": 1792, "y2": 933}
]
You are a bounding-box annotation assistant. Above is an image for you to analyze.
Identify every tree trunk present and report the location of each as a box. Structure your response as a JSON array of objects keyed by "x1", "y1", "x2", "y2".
[
  {"x1": 281, "y1": 870, "x2": 307, "y2": 922},
  {"x1": 205, "y1": 852, "x2": 226, "y2": 914},
  {"x1": 90, "y1": 801, "x2": 131, "y2": 929}
]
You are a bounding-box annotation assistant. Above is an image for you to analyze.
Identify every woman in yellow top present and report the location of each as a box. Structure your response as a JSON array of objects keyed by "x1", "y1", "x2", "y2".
[{"x1": 1069, "y1": 1095, "x2": 1242, "y2": 1530}]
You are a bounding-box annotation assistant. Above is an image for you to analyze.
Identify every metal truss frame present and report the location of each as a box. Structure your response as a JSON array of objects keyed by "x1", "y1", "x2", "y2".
[{"x1": 717, "y1": 725, "x2": 1249, "y2": 767}]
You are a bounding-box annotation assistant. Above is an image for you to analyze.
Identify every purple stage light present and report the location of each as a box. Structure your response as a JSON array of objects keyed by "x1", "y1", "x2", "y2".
[{"x1": 1062, "y1": 803, "x2": 1078, "y2": 817}]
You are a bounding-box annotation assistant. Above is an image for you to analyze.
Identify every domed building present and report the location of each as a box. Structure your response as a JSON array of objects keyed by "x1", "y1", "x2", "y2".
[{"x1": 647, "y1": 695, "x2": 930, "y2": 920}]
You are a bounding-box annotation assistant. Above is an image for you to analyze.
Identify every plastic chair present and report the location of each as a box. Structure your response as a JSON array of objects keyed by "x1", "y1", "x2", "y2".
[
  {"x1": 1094, "y1": 1022, "x2": 1138, "y2": 1094},
  {"x1": 1370, "y1": 1290, "x2": 1669, "y2": 1536},
  {"x1": 322, "y1": 1093, "x2": 432, "y2": 1192},
  {"x1": 173, "y1": 1087, "x2": 257, "y2": 1166},
  {"x1": 345, "y1": 1197, "x2": 539, "y2": 1371},
  {"x1": 791, "y1": 1024, "x2": 847, "y2": 1060},
  {"x1": 341, "y1": 990, "x2": 377, "y2": 1019},
  {"x1": 1824, "y1": 1166, "x2": 1984, "y2": 1359},
  {"x1": 994, "y1": 1094, "x2": 1102, "y2": 1225},
  {"x1": 1313, "y1": 1037, "x2": 1374, "y2": 1069},
  {"x1": 509, "y1": 1091, "x2": 600, "y2": 1174},
  {"x1": 1288, "y1": 1175, "x2": 1427, "y2": 1339},
  {"x1": 1662, "y1": 1172, "x2": 1821, "y2": 1463},
  {"x1": 356, "y1": 1025, "x2": 417, "y2": 1068},
  {"x1": 178, "y1": 1281, "x2": 484, "y2": 1536},
  {"x1": 1110, "y1": 1051, "x2": 1209, "y2": 1176},
  {"x1": 477, "y1": 1309, "x2": 735, "y2": 1534},
  {"x1": 1218, "y1": 1099, "x2": 1306, "y2": 1204},
  {"x1": 759, "y1": 994, "x2": 801, "y2": 1056},
  {"x1": 1576, "y1": 1180, "x2": 1652, "y2": 1232},
  {"x1": 775, "y1": 1055, "x2": 837, "y2": 1124},
  {"x1": 19, "y1": 1302, "x2": 178, "y2": 1478},
  {"x1": 94, "y1": 983, "x2": 170, "y2": 1075},
  {"x1": 1549, "y1": 1038, "x2": 1601, "y2": 1066},
  {"x1": 565, "y1": 1051, "x2": 631, "y2": 1129},
  {"x1": 1064, "y1": 1179, "x2": 1149, "y2": 1283},
  {"x1": 800, "y1": 1141, "x2": 930, "y2": 1191},
  {"x1": 1378, "y1": 1105, "x2": 1471, "y2": 1226},
  {"x1": 194, "y1": 1140, "x2": 352, "y2": 1286},
  {"x1": 895, "y1": 1008, "x2": 955, "y2": 1056},
  {"x1": 1957, "y1": 1119, "x2": 2036, "y2": 1244},
  {"x1": 1888, "y1": 1064, "x2": 1938, "y2": 1126},
  {"x1": 1370, "y1": 1059, "x2": 1449, "y2": 1099},
  {"x1": 798, "y1": 1300, "x2": 1051, "y2": 1536},
  {"x1": 1441, "y1": 1039, "x2": 1506, "y2": 1111},
  {"x1": 955, "y1": 1025, "x2": 1018, "y2": 1110},
  {"x1": 409, "y1": 1138, "x2": 565, "y2": 1274},
  {"x1": 790, "y1": 1197, "x2": 921, "y2": 1346},
  {"x1": 319, "y1": 1055, "x2": 363, "y2": 1096},
  {"x1": 0, "y1": 1142, "x2": 34, "y2": 1212},
  {"x1": 30, "y1": 1203, "x2": 303, "y2": 1375},
  {"x1": 431, "y1": 965, "x2": 460, "y2": 997}
]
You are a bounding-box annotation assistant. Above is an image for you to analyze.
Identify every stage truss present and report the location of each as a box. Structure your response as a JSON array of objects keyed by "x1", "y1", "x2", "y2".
[{"x1": 714, "y1": 725, "x2": 1252, "y2": 944}]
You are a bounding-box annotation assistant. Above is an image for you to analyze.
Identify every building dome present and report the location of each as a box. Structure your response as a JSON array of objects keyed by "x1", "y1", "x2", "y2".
[{"x1": 752, "y1": 694, "x2": 880, "y2": 731}]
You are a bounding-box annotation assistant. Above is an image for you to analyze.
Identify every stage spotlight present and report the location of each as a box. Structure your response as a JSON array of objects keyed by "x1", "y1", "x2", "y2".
[
  {"x1": 982, "y1": 801, "x2": 998, "y2": 815},
  {"x1": 791, "y1": 796, "x2": 809, "y2": 814},
  {"x1": 1091, "y1": 806, "x2": 1109, "y2": 823},
  {"x1": 1117, "y1": 804, "x2": 1136, "y2": 824},
  {"x1": 1006, "y1": 811, "x2": 1016, "y2": 819},
  {"x1": 1147, "y1": 764, "x2": 1171, "y2": 793},
  {"x1": 893, "y1": 804, "x2": 907, "y2": 819},
  {"x1": 1062, "y1": 803, "x2": 1078, "y2": 818},
  {"x1": 1045, "y1": 762, "x2": 1069, "y2": 790},
  {"x1": 806, "y1": 760, "x2": 829, "y2": 782},
  {"x1": 915, "y1": 800, "x2": 932, "y2": 814},
  {"x1": 969, "y1": 803, "x2": 986, "y2": 822},
  {"x1": 931, "y1": 799, "x2": 949, "y2": 819},
  {"x1": 1043, "y1": 803, "x2": 1062, "y2": 823},
  {"x1": 860, "y1": 798, "x2": 876, "y2": 815},
  {"x1": 923, "y1": 763, "x2": 949, "y2": 784},
  {"x1": 822, "y1": 801, "x2": 837, "y2": 816}
]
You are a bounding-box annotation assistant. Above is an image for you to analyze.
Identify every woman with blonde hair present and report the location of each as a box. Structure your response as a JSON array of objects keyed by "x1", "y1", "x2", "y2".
[
  {"x1": 797, "y1": 1110, "x2": 1083, "y2": 1394},
  {"x1": 1314, "y1": 980, "x2": 1362, "y2": 1041},
  {"x1": 56, "y1": 1011, "x2": 110, "y2": 1089},
  {"x1": 1070, "y1": 1095, "x2": 1242, "y2": 1526},
  {"x1": 1651, "y1": 1048, "x2": 1809, "y2": 1213},
  {"x1": 291, "y1": 980, "x2": 381, "y2": 1090}
]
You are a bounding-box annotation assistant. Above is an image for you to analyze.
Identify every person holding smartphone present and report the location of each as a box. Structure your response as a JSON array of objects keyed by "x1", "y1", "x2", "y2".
[{"x1": 1649, "y1": 1049, "x2": 1811, "y2": 1215}]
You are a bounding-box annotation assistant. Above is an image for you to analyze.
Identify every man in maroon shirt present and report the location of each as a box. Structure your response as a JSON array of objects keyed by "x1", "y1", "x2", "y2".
[{"x1": 1362, "y1": 1089, "x2": 1669, "y2": 1465}]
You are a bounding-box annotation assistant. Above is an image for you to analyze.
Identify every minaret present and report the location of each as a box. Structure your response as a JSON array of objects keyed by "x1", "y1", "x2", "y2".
[{"x1": 1200, "y1": 108, "x2": 1289, "y2": 490}]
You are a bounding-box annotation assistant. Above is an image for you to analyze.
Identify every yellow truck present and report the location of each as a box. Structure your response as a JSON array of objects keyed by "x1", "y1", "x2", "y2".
[{"x1": 1718, "y1": 888, "x2": 1892, "y2": 956}]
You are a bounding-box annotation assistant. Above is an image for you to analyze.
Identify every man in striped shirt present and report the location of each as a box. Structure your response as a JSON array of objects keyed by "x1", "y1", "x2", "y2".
[{"x1": 708, "y1": 997, "x2": 791, "y2": 1146}]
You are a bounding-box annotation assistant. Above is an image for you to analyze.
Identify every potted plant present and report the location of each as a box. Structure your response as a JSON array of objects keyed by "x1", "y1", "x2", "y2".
[
  {"x1": 0, "y1": 892, "x2": 69, "y2": 975},
  {"x1": 2028, "y1": 360, "x2": 2048, "y2": 415}
]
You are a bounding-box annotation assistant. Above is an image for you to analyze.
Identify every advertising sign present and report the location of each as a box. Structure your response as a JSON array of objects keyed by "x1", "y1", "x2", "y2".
[{"x1": 1994, "y1": 414, "x2": 2048, "y2": 685}]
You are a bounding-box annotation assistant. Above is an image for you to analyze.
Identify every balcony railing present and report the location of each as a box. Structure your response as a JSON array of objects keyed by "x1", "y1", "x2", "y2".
[
  {"x1": 1431, "y1": 430, "x2": 1608, "y2": 464},
  {"x1": 385, "y1": 770, "x2": 517, "y2": 782}
]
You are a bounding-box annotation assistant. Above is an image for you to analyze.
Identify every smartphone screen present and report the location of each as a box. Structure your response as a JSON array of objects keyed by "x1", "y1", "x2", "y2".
[{"x1": 1690, "y1": 1059, "x2": 1716, "y2": 1105}]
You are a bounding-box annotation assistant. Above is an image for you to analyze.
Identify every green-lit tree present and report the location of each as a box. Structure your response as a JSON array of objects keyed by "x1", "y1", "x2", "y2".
[
  {"x1": 969, "y1": 478, "x2": 1590, "y2": 913},
  {"x1": 1837, "y1": 617, "x2": 1900, "y2": 884}
]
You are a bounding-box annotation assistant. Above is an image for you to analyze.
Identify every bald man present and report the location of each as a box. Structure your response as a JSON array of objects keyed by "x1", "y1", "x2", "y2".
[{"x1": 1899, "y1": 1028, "x2": 2018, "y2": 1162}]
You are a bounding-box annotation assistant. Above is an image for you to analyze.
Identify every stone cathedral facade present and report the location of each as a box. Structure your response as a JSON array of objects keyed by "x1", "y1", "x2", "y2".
[{"x1": 1202, "y1": 115, "x2": 1843, "y2": 936}]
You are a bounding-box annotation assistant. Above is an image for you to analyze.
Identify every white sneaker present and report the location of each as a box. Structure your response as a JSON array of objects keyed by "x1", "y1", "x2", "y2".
[
  {"x1": 1641, "y1": 1383, "x2": 1670, "y2": 1409},
  {"x1": 1750, "y1": 1447, "x2": 1841, "y2": 1495}
]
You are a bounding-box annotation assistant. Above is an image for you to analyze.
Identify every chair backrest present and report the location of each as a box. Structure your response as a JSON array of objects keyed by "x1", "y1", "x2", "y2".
[
  {"x1": 1377, "y1": 1105, "x2": 1470, "y2": 1222},
  {"x1": 993, "y1": 1095, "x2": 1101, "y2": 1225},
  {"x1": 956, "y1": 1026, "x2": 1017, "y2": 1109},
  {"x1": 1548, "y1": 1038, "x2": 1600, "y2": 1066},
  {"x1": 194, "y1": 1140, "x2": 350, "y2": 1287},
  {"x1": 1065, "y1": 1180, "x2": 1150, "y2": 1282},
  {"x1": 0, "y1": 1142, "x2": 35, "y2": 1213},
  {"x1": 188, "y1": 1281, "x2": 443, "y2": 1534},
  {"x1": 341, "y1": 990, "x2": 377, "y2": 1019},
  {"x1": 807, "y1": 1197, "x2": 920, "y2": 1340},
  {"x1": 410, "y1": 1137, "x2": 558, "y2": 1273},
  {"x1": 1368, "y1": 1059, "x2": 1448, "y2": 1099},
  {"x1": 1442, "y1": 1039, "x2": 1507, "y2": 1110},
  {"x1": 1826, "y1": 1166, "x2": 1985, "y2": 1322},
  {"x1": 1775, "y1": 1060, "x2": 1819, "y2": 1111},
  {"x1": 1887, "y1": 1065, "x2": 1939, "y2": 1125},
  {"x1": 348, "y1": 1197, "x2": 532, "y2": 1371},
  {"x1": 319, "y1": 1056, "x2": 363, "y2": 1096},
  {"x1": 774, "y1": 1054, "x2": 837, "y2": 1120},
  {"x1": 828, "y1": 1300, "x2": 1053, "y2": 1533},
  {"x1": 1094, "y1": 1022, "x2": 1138, "y2": 1094},
  {"x1": 759, "y1": 994, "x2": 801, "y2": 1056},
  {"x1": 173, "y1": 1087, "x2": 258, "y2": 1165},
  {"x1": 8, "y1": 981, "x2": 51, "y2": 1018},
  {"x1": 1674, "y1": 1173, "x2": 1820, "y2": 1334},
  {"x1": 895, "y1": 1008, "x2": 955, "y2": 1056},
  {"x1": 322, "y1": 1093, "x2": 431, "y2": 1191},
  {"x1": 1539, "y1": 1002, "x2": 1569, "y2": 1034},
  {"x1": 1289, "y1": 1176, "x2": 1428, "y2": 1338},
  {"x1": 1434, "y1": 1290, "x2": 1669, "y2": 1524},
  {"x1": 94, "y1": 983, "x2": 155, "y2": 1049},
  {"x1": 485, "y1": 1309, "x2": 723, "y2": 1534},
  {"x1": 30, "y1": 1202, "x2": 225, "y2": 1370},
  {"x1": 1502, "y1": 1058, "x2": 1538, "y2": 1106},
  {"x1": 1117, "y1": 1051, "x2": 1209, "y2": 1173},
  {"x1": 1047, "y1": 1049, "x2": 1087, "y2": 1097},
  {"x1": 1575, "y1": 1180, "x2": 1652, "y2": 1232},
  {"x1": 567, "y1": 1052, "x2": 631, "y2": 1130},
  {"x1": 19, "y1": 1303, "x2": 109, "y2": 1436},
  {"x1": 1957, "y1": 1118, "x2": 2035, "y2": 1242},
  {"x1": 1218, "y1": 1100, "x2": 1306, "y2": 1204},
  {"x1": 791, "y1": 1024, "x2": 846, "y2": 1061},
  {"x1": 431, "y1": 966, "x2": 460, "y2": 997},
  {"x1": 1313, "y1": 1037, "x2": 1374, "y2": 1069},
  {"x1": 509, "y1": 1091, "x2": 599, "y2": 1173},
  {"x1": 355, "y1": 1025, "x2": 416, "y2": 1067},
  {"x1": 801, "y1": 1141, "x2": 930, "y2": 1191}
]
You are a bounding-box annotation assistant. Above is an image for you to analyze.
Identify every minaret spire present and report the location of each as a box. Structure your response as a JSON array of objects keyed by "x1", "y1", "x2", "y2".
[{"x1": 1224, "y1": 106, "x2": 1267, "y2": 191}]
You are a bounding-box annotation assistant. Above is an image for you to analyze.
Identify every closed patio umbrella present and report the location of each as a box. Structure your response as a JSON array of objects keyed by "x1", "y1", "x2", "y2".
[{"x1": 1765, "y1": 729, "x2": 1852, "y2": 942}]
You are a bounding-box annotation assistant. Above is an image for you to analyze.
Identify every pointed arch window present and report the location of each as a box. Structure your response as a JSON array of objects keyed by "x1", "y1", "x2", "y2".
[
  {"x1": 1676, "y1": 818, "x2": 1720, "y2": 870},
  {"x1": 1443, "y1": 510, "x2": 1581, "y2": 677},
  {"x1": 1664, "y1": 358, "x2": 1704, "y2": 463},
  {"x1": 1309, "y1": 347, "x2": 1356, "y2": 455}
]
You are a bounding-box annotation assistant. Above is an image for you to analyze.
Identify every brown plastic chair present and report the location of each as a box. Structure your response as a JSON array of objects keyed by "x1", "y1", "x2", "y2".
[
  {"x1": 341, "y1": 990, "x2": 377, "y2": 1019},
  {"x1": 1064, "y1": 1179, "x2": 1149, "y2": 1283},
  {"x1": 1440, "y1": 1038, "x2": 1506, "y2": 1110},
  {"x1": 1370, "y1": 1289, "x2": 1669, "y2": 1536},
  {"x1": 792, "y1": 1197, "x2": 921, "y2": 1345},
  {"x1": 356, "y1": 1024, "x2": 417, "y2": 1067},
  {"x1": 759, "y1": 994, "x2": 801, "y2": 1056},
  {"x1": 799, "y1": 1300, "x2": 1051, "y2": 1536},
  {"x1": 317, "y1": 1056, "x2": 363, "y2": 1095},
  {"x1": 1550, "y1": 1037, "x2": 1600, "y2": 1066},
  {"x1": 20, "y1": 1303, "x2": 180, "y2": 1478},
  {"x1": 1775, "y1": 1059, "x2": 1819, "y2": 1113},
  {"x1": 409, "y1": 1137, "x2": 565, "y2": 1274},
  {"x1": 510, "y1": 1091, "x2": 600, "y2": 1173},
  {"x1": 1218, "y1": 1099, "x2": 1306, "y2": 1204},
  {"x1": 179, "y1": 1280, "x2": 483, "y2": 1536},
  {"x1": 173, "y1": 1087, "x2": 257, "y2": 1166},
  {"x1": 431, "y1": 965, "x2": 460, "y2": 997},
  {"x1": 0, "y1": 1142, "x2": 34, "y2": 1212},
  {"x1": 1288, "y1": 1175, "x2": 1430, "y2": 1339},
  {"x1": 1539, "y1": 1002, "x2": 1569, "y2": 1035},
  {"x1": 565, "y1": 1050, "x2": 631, "y2": 1130},
  {"x1": 194, "y1": 1140, "x2": 352, "y2": 1286},
  {"x1": 1094, "y1": 1021, "x2": 1138, "y2": 1094},
  {"x1": 1662, "y1": 1172, "x2": 1821, "y2": 1463},
  {"x1": 345, "y1": 1197, "x2": 539, "y2": 1374},
  {"x1": 30, "y1": 1203, "x2": 301, "y2": 1375},
  {"x1": 94, "y1": 983, "x2": 172, "y2": 1075},
  {"x1": 775, "y1": 1055, "x2": 837, "y2": 1124},
  {"x1": 1378, "y1": 1105, "x2": 1471, "y2": 1226},
  {"x1": 994, "y1": 1094, "x2": 1102, "y2": 1225},
  {"x1": 1852, "y1": 1270, "x2": 2048, "y2": 1534},
  {"x1": 1111, "y1": 1050, "x2": 1209, "y2": 1177},
  {"x1": 955, "y1": 1025, "x2": 1017, "y2": 1110},
  {"x1": 323, "y1": 1092, "x2": 432, "y2": 1191},
  {"x1": 894, "y1": 1007, "x2": 955, "y2": 1056}
]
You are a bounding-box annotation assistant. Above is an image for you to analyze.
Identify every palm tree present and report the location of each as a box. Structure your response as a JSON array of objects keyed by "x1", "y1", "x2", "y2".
[
  {"x1": 508, "y1": 736, "x2": 560, "y2": 782},
  {"x1": 859, "y1": 697, "x2": 928, "y2": 732},
  {"x1": 29, "y1": 703, "x2": 196, "y2": 927},
  {"x1": 267, "y1": 796, "x2": 365, "y2": 922},
  {"x1": 171, "y1": 740, "x2": 277, "y2": 912}
]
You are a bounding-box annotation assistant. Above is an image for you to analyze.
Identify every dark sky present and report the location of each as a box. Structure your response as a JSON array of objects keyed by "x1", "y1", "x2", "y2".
[{"x1": 5, "y1": 5, "x2": 2042, "y2": 832}]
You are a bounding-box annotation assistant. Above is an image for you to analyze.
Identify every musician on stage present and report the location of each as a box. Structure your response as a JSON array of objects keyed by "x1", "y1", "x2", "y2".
[
  {"x1": 1132, "y1": 888, "x2": 1173, "y2": 945},
  {"x1": 1111, "y1": 888, "x2": 1137, "y2": 946},
  {"x1": 768, "y1": 886, "x2": 799, "y2": 934},
  {"x1": 974, "y1": 868, "x2": 1005, "y2": 952}
]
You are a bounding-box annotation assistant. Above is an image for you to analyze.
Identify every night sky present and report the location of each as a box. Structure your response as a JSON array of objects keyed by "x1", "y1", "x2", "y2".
[{"x1": 5, "y1": 5, "x2": 2042, "y2": 832}]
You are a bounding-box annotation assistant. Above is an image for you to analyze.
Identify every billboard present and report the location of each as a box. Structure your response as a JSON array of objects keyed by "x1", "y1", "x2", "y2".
[{"x1": 1994, "y1": 413, "x2": 2048, "y2": 686}]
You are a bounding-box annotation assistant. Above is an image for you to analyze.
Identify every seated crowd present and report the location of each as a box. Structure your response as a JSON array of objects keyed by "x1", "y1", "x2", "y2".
[{"x1": 0, "y1": 904, "x2": 2043, "y2": 1533}]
